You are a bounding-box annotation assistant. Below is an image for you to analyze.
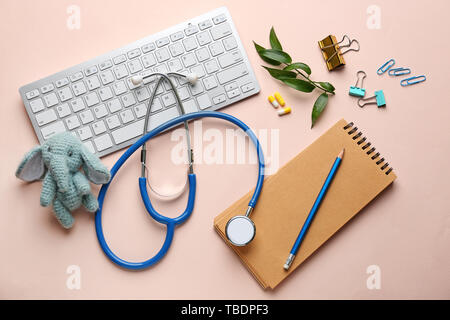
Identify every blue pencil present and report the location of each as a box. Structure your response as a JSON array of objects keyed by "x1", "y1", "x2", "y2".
[{"x1": 284, "y1": 149, "x2": 345, "y2": 270}]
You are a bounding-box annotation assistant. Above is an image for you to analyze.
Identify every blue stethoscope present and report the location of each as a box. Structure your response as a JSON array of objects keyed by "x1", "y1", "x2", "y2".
[{"x1": 95, "y1": 71, "x2": 265, "y2": 270}]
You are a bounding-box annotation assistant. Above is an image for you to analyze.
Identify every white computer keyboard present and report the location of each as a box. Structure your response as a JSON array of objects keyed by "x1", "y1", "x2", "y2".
[{"x1": 19, "y1": 7, "x2": 260, "y2": 157}]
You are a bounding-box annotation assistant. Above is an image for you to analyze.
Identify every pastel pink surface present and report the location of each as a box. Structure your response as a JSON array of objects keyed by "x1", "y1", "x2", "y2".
[{"x1": 1, "y1": 0, "x2": 449, "y2": 299}]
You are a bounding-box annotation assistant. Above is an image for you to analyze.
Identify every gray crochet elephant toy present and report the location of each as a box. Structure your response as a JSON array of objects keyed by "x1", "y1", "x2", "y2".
[{"x1": 16, "y1": 132, "x2": 110, "y2": 228}]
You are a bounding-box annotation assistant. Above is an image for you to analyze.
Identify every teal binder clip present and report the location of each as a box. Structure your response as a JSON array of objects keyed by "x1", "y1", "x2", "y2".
[
  {"x1": 358, "y1": 90, "x2": 386, "y2": 108},
  {"x1": 377, "y1": 59, "x2": 395, "y2": 75},
  {"x1": 349, "y1": 71, "x2": 366, "y2": 97}
]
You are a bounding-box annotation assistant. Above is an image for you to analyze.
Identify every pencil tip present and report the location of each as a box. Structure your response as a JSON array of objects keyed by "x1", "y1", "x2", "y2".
[{"x1": 338, "y1": 149, "x2": 345, "y2": 159}]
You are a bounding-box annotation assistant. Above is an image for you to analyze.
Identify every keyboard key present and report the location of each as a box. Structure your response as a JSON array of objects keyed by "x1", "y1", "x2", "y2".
[
  {"x1": 112, "y1": 81, "x2": 127, "y2": 95},
  {"x1": 113, "y1": 64, "x2": 128, "y2": 79},
  {"x1": 168, "y1": 59, "x2": 183, "y2": 72},
  {"x1": 190, "y1": 65, "x2": 206, "y2": 78},
  {"x1": 94, "y1": 134, "x2": 113, "y2": 151},
  {"x1": 155, "y1": 47, "x2": 170, "y2": 63},
  {"x1": 113, "y1": 54, "x2": 126, "y2": 65},
  {"x1": 156, "y1": 37, "x2": 170, "y2": 47},
  {"x1": 92, "y1": 120, "x2": 107, "y2": 135},
  {"x1": 141, "y1": 54, "x2": 157, "y2": 68},
  {"x1": 153, "y1": 64, "x2": 168, "y2": 74},
  {"x1": 135, "y1": 87, "x2": 150, "y2": 102},
  {"x1": 86, "y1": 75, "x2": 101, "y2": 90},
  {"x1": 209, "y1": 42, "x2": 224, "y2": 56},
  {"x1": 99, "y1": 70, "x2": 115, "y2": 85},
  {"x1": 99, "y1": 60, "x2": 112, "y2": 70},
  {"x1": 170, "y1": 31, "x2": 184, "y2": 42},
  {"x1": 36, "y1": 109, "x2": 57, "y2": 126},
  {"x1": 210, "y1": 23, "x2": 232, "y2": 40},
  {"x1": 197, "y1": 31, "x2": 212, "y2": 46},
  {"x1": 30, "y1": 98, "x2": 45, "y2": 113},
  {"x1": 213, "y1": 94, "x2": 226, "y2": 105},
  {"x1": 127, "y1": 48, "x2": 141, "y2": 59},
  {"x1": 216, "y1": 63, "x2": 248, "y2": 84},
  {"x1": 41, "y1": 121, "x2": 66, "y2": 140},
  {"x1": 227, "y1": 88, "x2": 240, "y2": 99},
  {"x1": 106, "y1": 115, "x2": 121, "y2": 129},
  {"x1": 181, "y1": 53, "x2": 196, "y2": 68},
  {"x1": 119, "y1": 109, "x2": 135, "y2": 124},
  {"x1": 134, "y1": 104, "x2": 148, "y2": 118},
  {"x1": 183, "y1": 99, "x2": 198, "y2": 113},
  {"x1": 225, "y1": 82, "x2": 238, "y2": 91},
  {"x1": 203, "y1": 75, "x2": 218, "y2": 90},
  {"x1": 127, "y1": 59, "x2": 143, "y2": 74},
  {"x1": 57, "y1": 87, "x2": 73, "y2": 102},
  {"x1": 142, "y1": 43, "x2": 156, "y2": 53},
  {"x1": 65, "y1": 115, "x2": 81, "y2": 130},
  {"x1": 80, "y1": 109, "x2": 94, "y2": 124},
  {"x1": 198, "y1": 19, "x2": 213, "y2": 30},
  {"x1": 77, "y1": 126, "x2": 93, "y2": 141},
  {"x1": 25, "y1": 89, "x2": 39, "y2": 99},
  {"x1": 161, "y1": 92, "x2": 176, "y2": 107},
  {"x1": 169, "y1": 42, "x2": 185, "y2": 57},
  {"x1": 182, "y1": 37, "x2": 198, "y2": 52},
  {"x1": 84, "y1": 65, "x2": 98, "y2": 76},
  {"x1": 195, "y1": 47, "x2": 210, "y2": 62},
  {"x1": 70, "y1": 72, "x2": 83, "y2": 82},
  {"x1": 40, "y1": 84, "x2": 54, "y2": 94},
  {"x1": 85, "y1": 92, "x2": 100, "y2": 107},
  {"x1": 197, "y1": 93, "x2": 212, "y2": 110},
  {"x1": 150, "y1": 97, "x2": 163, "y2": 112},
  {"x1": 93, "y1": 104, "x2": 108, "y2": 118},
  {"x1": 55, "y1": 78, "x2": 69, "y2": 88},
  {"x1": 184, "y1": 24, "x2": 198, "y2": 36},
  {"x1": 106, "y1": 98, "x2": 122, "y2": 113},
  {"x1": 121, "y1": 92, "x2": 136, "y2": 107},
  {"x1": 98, "y1": 87, "x2": 113, "y2": 101},
  {"x1": 241, "y1": 82, "x2": 255, "y2": 93},
  {"x1": 204, "y1": 59, "x2": 219, "y2": 73},
  {"x1": 56, "y1": 103, "x2": 71, "y2": 118},
  {"x1": 177, "y1": 86, "x2": 190, "y2": 100},
  {"x1": 70, "y1": 98, "x2": 86, "y2": 112},
  {"x1": 223, "y1": 36, "x2": 238, "y2": 50},
  {"x1": 72, "y1": 81, "x2": 87, "y2": 96},
  {"x1": 44, "y1": 92, "x2": 58, "y2": 107},
  {"x1": 83, "y1": 141, "x2": 95, "y2": 154},
  {"x1": 213, "y1": 14, "x2": 227, "y2": 24},
  {"x1": 189, "y1": 82, "x2": 204, "y2": 95}
]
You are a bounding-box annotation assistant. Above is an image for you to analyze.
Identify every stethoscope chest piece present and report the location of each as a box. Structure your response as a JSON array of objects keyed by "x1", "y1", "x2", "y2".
[{"x1": 225, "y1": 215, "x2": 256, "y2": 246}]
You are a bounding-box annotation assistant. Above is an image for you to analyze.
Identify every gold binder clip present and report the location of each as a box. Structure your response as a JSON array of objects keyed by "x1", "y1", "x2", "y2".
[{"x1": 318, "y1": 35, "x2": 360, "y2": 71}]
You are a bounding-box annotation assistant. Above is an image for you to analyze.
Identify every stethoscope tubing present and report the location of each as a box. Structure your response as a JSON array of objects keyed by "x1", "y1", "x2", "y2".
[{"x1": 95, "y1": 111, "x2": 265, "y2": 270}]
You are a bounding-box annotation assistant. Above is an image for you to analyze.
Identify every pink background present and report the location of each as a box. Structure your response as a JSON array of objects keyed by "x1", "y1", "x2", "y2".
[{"x1": 1, "y1": 0, "x2": 449, "y2": 299}]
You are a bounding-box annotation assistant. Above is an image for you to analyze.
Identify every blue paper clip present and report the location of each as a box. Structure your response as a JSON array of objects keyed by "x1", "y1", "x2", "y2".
[
  {"x1": 358, "y1": 90, "x2": 386, "y2": 108},
  {"x1": 388, "y1": 67, "x2": 411, "y2": 76},
  {"x1": 377, "y1": 59, "x2": 395, "y2": 75},
  {"x1": 401, "y1": 75, "x2": 426, "y2": 86}
]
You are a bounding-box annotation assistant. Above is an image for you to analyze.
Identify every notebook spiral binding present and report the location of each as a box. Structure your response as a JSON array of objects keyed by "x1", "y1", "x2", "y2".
[{"x1": 343, "y1": 122, "x2": 393, "y2": 175}]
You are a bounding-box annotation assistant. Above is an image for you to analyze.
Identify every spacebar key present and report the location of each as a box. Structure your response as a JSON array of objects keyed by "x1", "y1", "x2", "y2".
[
  {"x1": 216, "y1": 63, "x2": 248, "y2": 85},
  {"x1": 111, "y1": 108, "x2": 181, "y2": 144}
]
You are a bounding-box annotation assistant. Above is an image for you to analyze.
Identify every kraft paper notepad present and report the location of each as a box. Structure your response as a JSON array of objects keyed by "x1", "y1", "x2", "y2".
[{"x1": 214, "y1": 119, "x2": 397, "y2": 289}]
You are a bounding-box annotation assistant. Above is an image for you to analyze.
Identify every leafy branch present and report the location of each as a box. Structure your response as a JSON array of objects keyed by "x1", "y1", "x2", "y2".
[{"x1": 254, "y1": 27, "x2": 335, "y2": 128}]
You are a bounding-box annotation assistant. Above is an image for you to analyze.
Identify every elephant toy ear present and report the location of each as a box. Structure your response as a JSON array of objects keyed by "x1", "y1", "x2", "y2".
[
  {"x1": 16, "y1": 146, "x2": 46, "y2": 181},
  {"x1": 80, "y1": 145, "x2": 110, "y2": 184}
]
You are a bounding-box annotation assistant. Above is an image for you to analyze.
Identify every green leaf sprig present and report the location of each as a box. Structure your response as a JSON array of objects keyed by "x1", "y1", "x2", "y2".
[{"x1": 254, "y1": 27, "x2": 335, "y2": 127}]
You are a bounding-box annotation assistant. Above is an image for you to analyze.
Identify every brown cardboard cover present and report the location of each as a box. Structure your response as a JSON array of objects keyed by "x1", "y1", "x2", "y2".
[{"x1": 213, "y1": 119, "x2": 397, "y2": 289}]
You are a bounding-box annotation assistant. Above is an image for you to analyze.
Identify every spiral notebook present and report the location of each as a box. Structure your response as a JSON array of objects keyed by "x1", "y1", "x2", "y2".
[{"x1": 214, "y1": 119, "x2": 397, "y2": 289}]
